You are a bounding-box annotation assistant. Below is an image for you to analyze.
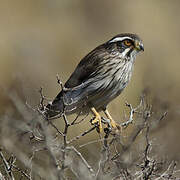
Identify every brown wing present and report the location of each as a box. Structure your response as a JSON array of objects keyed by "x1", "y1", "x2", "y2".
[
  {"x1": 50, "y1": 43, "x2": 110, "y2": 110},
  {"x1": 64, "y1": 44, "x2": 106, "y2": 88},
  {"x1": 47, "y1": 43, "x2": 111, "y2": 116}
]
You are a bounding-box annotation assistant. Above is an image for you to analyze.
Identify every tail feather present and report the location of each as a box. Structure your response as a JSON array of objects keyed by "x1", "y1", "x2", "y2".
[
  {"x1": 45, "y1": 92, "x2": 64, "y2": 118},
  {"x1": 45, "y1": 85, "x2": 87, "y2": 118}
]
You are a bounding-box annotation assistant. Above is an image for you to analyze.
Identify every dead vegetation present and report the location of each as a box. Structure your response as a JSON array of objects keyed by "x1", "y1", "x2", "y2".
[{"x1": 0, "y1": 79, "x2": 179, "y2": 180}]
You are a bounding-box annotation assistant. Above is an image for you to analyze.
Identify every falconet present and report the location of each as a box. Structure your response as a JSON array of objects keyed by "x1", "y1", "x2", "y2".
[{"x1": 46, "y1": 33, "x2": 144, "y2": 133}]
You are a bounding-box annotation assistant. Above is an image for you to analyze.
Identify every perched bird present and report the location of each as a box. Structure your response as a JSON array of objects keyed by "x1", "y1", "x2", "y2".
[{"x1": 46, "y1": 33, "x2": 144, "y2": 132}]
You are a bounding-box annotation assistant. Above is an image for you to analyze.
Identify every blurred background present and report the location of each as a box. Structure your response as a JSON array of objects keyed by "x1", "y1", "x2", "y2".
[{"x1": 0, "y1": 0, "x2": 180, "y2": 171}]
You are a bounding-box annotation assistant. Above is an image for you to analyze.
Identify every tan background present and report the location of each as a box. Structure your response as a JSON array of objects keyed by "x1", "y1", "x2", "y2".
[{"x1": 0, "y1": 0, "x2": 180, "y2": 166}]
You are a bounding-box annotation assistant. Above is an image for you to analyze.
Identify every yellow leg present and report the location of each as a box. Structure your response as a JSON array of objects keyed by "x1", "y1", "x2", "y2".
[
  {"x1": 104, "y1": 109, "x2": 121, "y2": 130},
  {"x1": 91, "y1": 107, "x2": 103, "y2": 133}
]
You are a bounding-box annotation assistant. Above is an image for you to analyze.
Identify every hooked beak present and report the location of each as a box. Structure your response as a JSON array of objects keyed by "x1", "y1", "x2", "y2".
[{"x1": 135, "y1": 41, "x2": 144, "y2": 52}]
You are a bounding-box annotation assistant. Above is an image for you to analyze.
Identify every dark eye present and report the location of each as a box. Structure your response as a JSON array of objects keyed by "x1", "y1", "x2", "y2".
[{"x1": 123, "y1": 39, "x2": 132, "y2": 46}]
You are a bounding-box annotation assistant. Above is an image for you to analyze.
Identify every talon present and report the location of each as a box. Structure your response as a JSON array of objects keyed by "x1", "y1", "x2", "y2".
[
  {"x1": 110, "y1": 120, "x2": 118, "y2": 128},
  {"x1": 91, "y1": 115, "x2": 100, "y2": 124},
  {"x1": 92, "y1": 114, "x2": 103, "y2": 133}
]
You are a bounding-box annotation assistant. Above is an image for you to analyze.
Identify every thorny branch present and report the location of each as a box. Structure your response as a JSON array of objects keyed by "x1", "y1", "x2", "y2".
[
  {"x1": 68, "y1": 126, "x2": 96, "y2": 144},
  {"x1": 0, "y1": 149, "x2": 15, "y2": 180},
  {"x1": 39, "y1": 75, "x2": 95, "y2": 179},
  {"x1": 0, "y1": 77, "x2": 179, "y2": 180}
]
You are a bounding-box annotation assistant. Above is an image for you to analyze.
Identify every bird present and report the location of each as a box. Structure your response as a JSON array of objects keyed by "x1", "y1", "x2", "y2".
[{"x1": 46, "y1": 33, "x2": 144, "y2": 133}]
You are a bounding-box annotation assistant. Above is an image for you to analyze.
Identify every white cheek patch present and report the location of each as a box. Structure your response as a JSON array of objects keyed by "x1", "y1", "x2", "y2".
[
  {"x1": 109, "y1": 37, "x2": 132, "y2": 43},
  {"x1": 121, "y1": 47, "x2": 131, "y2": 58}
]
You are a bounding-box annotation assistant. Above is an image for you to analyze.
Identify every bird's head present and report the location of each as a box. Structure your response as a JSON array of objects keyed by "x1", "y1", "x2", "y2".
[{"x1": 105, "y1": 33, "x2": 144, "y2": 60}]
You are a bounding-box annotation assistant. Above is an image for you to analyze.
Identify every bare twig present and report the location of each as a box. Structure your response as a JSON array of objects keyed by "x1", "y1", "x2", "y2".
[
  {"x1": 121, "y1": 98, "x2": 145, "y2": 129},
  {"x1": 96, "y1": 128, "x2": 111, "y2": 180},
  {"x1": 0, "y1": 149, "x2": 15, "y2": 180},
  {"x1": 12, "y1": 165, "x2": 31, "y2": 179},
  {"x1": 65, "y1": 146, "x2": 95, "y2": 180},
  {"x1": 48, "y1": 121, "x2": 64, "y2": 136},
  {"x1": 68, "y1": 126, "x2": 96, "y2": 144},
  {"x1": 121, "y1": 102, "x2": 136, "y2": 128},
  {"x1": 79, "y1": 137, "x2": 115, "y2": 148},
  {"x1": 1, "y1": 79, "x2": 179, "y2": 180},
  {"x1": 71, "y1": 112, "x2": 89, "y2": 125},
  {"x1": 159, "y1": 111, "x2": 168, "y2": 122},
  {"x1": 155, "y1": 161, "x2": 177, "y2": 180},
  {"x1": 0, "y1": 171, "x2": 5, "y2": 180}
]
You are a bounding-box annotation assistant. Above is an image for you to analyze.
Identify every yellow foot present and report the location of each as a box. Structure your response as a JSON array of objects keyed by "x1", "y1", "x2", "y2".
[
  {"x1": 110, "y1": 119, "x2": 121, "y2": 131},
  {"x1": 91, "y1": 107, "x2": 103, "y2": 133}
]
